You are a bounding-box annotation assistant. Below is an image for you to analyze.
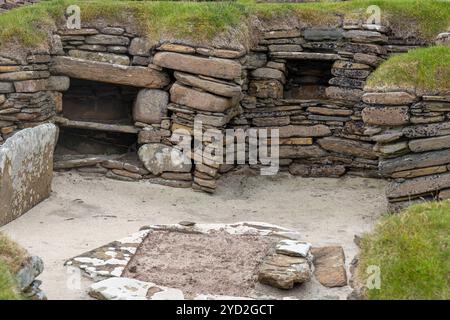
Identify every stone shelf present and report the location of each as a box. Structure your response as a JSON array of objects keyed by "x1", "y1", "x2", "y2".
[{"x1": 54, "y1": 116, "x2": 139, "y2": 134}]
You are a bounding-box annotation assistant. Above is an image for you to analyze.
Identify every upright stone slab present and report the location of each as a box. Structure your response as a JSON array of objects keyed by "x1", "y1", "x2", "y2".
[{"x1": 0, "y1": 124, "x2": 58, "y2": 226}]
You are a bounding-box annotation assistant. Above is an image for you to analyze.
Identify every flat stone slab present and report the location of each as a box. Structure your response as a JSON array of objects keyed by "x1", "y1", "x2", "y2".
[
  {"x1": 51, "y1": 56, "x2": 170, "y2": 88},
  {"x1": 311, "y1": 246, "x2": 347, "y2": 288}
]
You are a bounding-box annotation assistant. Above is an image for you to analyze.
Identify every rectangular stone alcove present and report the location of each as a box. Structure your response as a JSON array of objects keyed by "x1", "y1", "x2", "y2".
[
  {"x1": 284, "y1": 60, "x2": 333, "y2": 100},
  {"x1": 55, "y1": 79, "x2": 139, "y2": 157}
]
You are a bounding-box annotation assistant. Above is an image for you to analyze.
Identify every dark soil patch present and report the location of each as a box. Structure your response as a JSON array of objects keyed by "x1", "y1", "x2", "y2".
[{"x1": 122, "y1": 230, "x2": 277, "y2": 298}]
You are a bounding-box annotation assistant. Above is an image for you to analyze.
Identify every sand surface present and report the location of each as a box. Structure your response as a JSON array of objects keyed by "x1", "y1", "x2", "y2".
[{"x1": 0, "y1": 168, "x2": 387, "y2": 299}]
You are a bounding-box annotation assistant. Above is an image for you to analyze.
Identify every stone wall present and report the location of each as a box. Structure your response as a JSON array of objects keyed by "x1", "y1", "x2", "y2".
[
  {"x1": 0, "y1": 18, "x2": 447, "y2": 210},
  {"x1": 0, "y1": 123, "x2": 57, "y2": 226},
  {"x1": 361, "y1": 91, "x2": 450, "y2": 210}
]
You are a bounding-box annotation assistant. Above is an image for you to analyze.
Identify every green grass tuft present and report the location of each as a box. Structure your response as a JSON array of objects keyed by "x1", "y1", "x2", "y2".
[
  {"x1": 0, "y1": 261, "x2": 21, "y2": 300},
  {"x1": 0, "y1": 0, "x2": 448, "y2": 48},
  {"x1": 366, "y1": 45, "x2": 450, "y2": 94},
  {"x1": 0, "y1": 233, "x2": 26, "y2": 300},
  {"x1": 359, "y1": 200, "x2": 450, "y2": 300}
]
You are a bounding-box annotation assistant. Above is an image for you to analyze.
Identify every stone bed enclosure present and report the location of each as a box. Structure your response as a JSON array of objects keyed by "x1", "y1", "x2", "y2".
[{"x1": 0, "y1": 18, "x2": 449, "y2": 224}]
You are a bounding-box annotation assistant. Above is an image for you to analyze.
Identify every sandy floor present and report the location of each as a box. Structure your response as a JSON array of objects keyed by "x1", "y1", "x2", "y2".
[{"x1": 0, "y1": 168, "x2": 387, "y2": 300}]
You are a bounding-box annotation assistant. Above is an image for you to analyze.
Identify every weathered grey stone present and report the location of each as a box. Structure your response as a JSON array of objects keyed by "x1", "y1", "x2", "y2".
[
  {"x1": 268, "y1": 44, "x2": 302, "y2": 52},
  {"x1": 318, "y1": 137, "x2": 377, "y2": 159},
  {"x1": 332, "y1": 68, "x2": 370, "y2": 79},
  {"x1": 343, "y1": 30, "x2": 387, "y2": 43},
  {"x1": 108, "y1": 46, "x2": 129, "y2": 54},
  {"x1": 101, "y1": 27, "x2": 125, "y2": 35},
  {"x1": 333, "y1": 60, "x2": 371, "y2": 70},
  {"x1": 271, "y1": 52, "x2": 339, "y2": 60},
  {"x1": 0, "y1": 71, "x2": 49, "y2": 81},
  {"x1": 15, "y1": 256, "x2": 44, "y2": 291},
  {"x1": 129, "y1": 37, "x2": 155, "y2": 56},
  {"x1": 403, "y1": 122, "x2": 450, "y2": 138},
  {"x1": 379, "y1": 149, "x2": 450, "y2": 176},
  {"x1": 258, "y1": 253, "x2": 311, "y2": 289},
  {"x1": 377, "y1": 141, "x2": 409, "y2": 156},
  {"x1": 391, "y1": 166, "x2": 448, "y2": 179},
  {"x1": 157, "y1": 43, "x2": 196, "y2": 54},
  {"x1": 133, "y1": 89, "x2": 169, "y2": 124},
  {"x1": 439, "y1": 188, "x2": 450, "y2": 200},
  {"x1": 0, "y1": 82, "x2": 14, "y2": 93},
  {"x1": 264, "y1": 29, "x2": 301, "y2": 39},
  {"x1": 329, "y1": 77, "x2": 365, "y2": 89},
  {"x1": 68, "y1": 50, "x2": 130, "y2": 65},
  {"x1": 340, "y1": 43, "x2": 387, "y2": 55},
  {"x1": 46, "y1": 76, "x2": 70, "y2": 91},
  {"x1": 14, "y1": 79, "x2": 48, "y2": 93},
  {"x1": 386, "y1": 172, "x2": 450, "y2": 199},
  {"x1": 275, "y1": 124, "x2": 331, "y2": 138},
  {"x1": 153, "y1": 52, "x2": 241, "y2": 80},
  {"x1": 279, "y1": 145, "x2": 328, "y2": 159},
  {"x1": 196, "y1": 47, "x2": 245, "y2": 59},
  {"x1": 362, "y1": 92, "x2": 417, "y2": 105},
  {"x1": 245, "y1": 52, "x2": 267, "y2": 69},
  {"x1": 251, "y1": 67, "x2": 285, "y2": 83},
  {"x1": 54, "y1": 157, "x2": 104, "y2": 169},
  {"x1": 78, "y1": 44, "x2": 107, "y2": 52},
  {"x1": 353, "y1": 53, "x2": 383, "y2": 67},
  {"x1": 304, "y1": 28, "x2": 343, "y2": 41},
  {"x1": 174, "y1": 72, "x2": 241, "y2": 98},
  {"x1": 307, "y1": 107, "x2": 353, "y2": 117},
  {"x1": 325, "y1": 86, "x2": 363, "y2": 102},
  {"x1": 0, "y1": 124, "x2": 57, "y2": 226},
  {"x1": 362, "y1": 106, "x2": 410, "y2": 126},
  {"x1": 58, "y1": 28, "x2": 98, "y2": 36},
  {"x1": 289, "y1": 163, "x2": 346, "y2": 177},
  {"x1": 138, "y1": 143, "x2": 191, "y2": 175},
  {"x1": 311, "y1": 246, "x2": 347, "y2": 288},
  {"x1": 85, "y1": 34, "x2": 130, "y2": 46},
  {"x1": 248, "y1": 80, "x2": 283, "y2": 99},
  {"x1": 170, "y1": 82, "x2": 233, "y2": 112},
  {"x1": 51, "y1": 56, "x2": 170, "y2": 88},
  {"x1": 423, "y1": 102, "x2": 450, "y2": 112},
  {"x1": 408, "y1": 135, "x2": 450, "y2": 153},
  {"x1": 0, "y1": 95, "x2": 5, "y2": 105},
  {"x1": 253, "y1": 116, "x2": 290, "y2": 127}
]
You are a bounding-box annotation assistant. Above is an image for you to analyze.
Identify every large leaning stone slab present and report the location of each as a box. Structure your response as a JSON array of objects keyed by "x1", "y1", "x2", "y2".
[
  {"x1": 408, "y1": 135, "x2": 450, "y2": 153},
  {"x1": 318, "y1": 137, "x2": 377, "y2": 159},
  {"x1": 153, "y1": 52, "x2": 241, "y2": 80},
  {"x1": 51, "y1": 56, "x2": 169, "y2": 88},
  {"x1": 174, "y1": 72, "x2": 241, "y2": 98},
  {"x1": 379, "y1": 149, "x2": 450, "y2": 176},
  {"x1": 0, "y1": 124, "x2": 57, "y2": 227},
  {"x1": 386, "y1": 172, "x2": 450, "y2": 199},
  {"x1": 311, "y1": 246, "x2": 347, "y2": 288},
  {"x1": 133, "y1": 89, "x2": 169, "y2": 124},
  {"x1": 170, "y1": 82, "x2": 233, "y2": 112},
  {"x1": 362, "y1": 92, "x2": 417, "y2": 105},
  {"x1": 138, "y1": 143, "x2": 191, "y2": 175}
]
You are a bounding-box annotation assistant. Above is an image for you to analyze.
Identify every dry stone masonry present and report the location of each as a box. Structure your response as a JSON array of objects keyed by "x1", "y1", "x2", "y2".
[{"x1": 0, "y1": 14, "x2": 448, "y2": 216}]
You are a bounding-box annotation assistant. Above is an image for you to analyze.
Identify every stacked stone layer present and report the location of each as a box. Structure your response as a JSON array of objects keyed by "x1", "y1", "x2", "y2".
[
  {"x1": 0, "y1": 19, "x2": 447, "y2": 208},
  {"x1": 362, "y1": 92, "x2": 450, "y2": 210}
]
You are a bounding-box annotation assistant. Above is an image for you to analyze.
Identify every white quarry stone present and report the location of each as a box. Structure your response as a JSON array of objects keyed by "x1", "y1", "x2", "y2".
[
  {"x1": 276, "y1": 240, "x2": 312, "y2": 258},
  {"x1": 138, "y1": 143, "x2": 192, "y2": 175},
  {"x1": 90, "y1": 277, "x2": 184, "y2": 300}
]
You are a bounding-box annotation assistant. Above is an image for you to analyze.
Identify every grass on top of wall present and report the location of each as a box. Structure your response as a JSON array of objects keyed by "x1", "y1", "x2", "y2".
[
  {"x1": 0, "y1": 233, "x2": 27, "y2": 300},
  {"x1": 366, "y1": 45, "x2": 450, "y2": 94},
  {"x1": 0, "y1": 0, "x2": 449, "y2": 48},
  {"x1": 358, "y1": 200, "x2": 450, "y2": 300}
]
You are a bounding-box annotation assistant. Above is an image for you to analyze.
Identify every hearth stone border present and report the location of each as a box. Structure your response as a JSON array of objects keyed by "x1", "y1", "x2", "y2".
[{"x1": 66, "y1": 221, "x2": 311, "y2": 300}]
